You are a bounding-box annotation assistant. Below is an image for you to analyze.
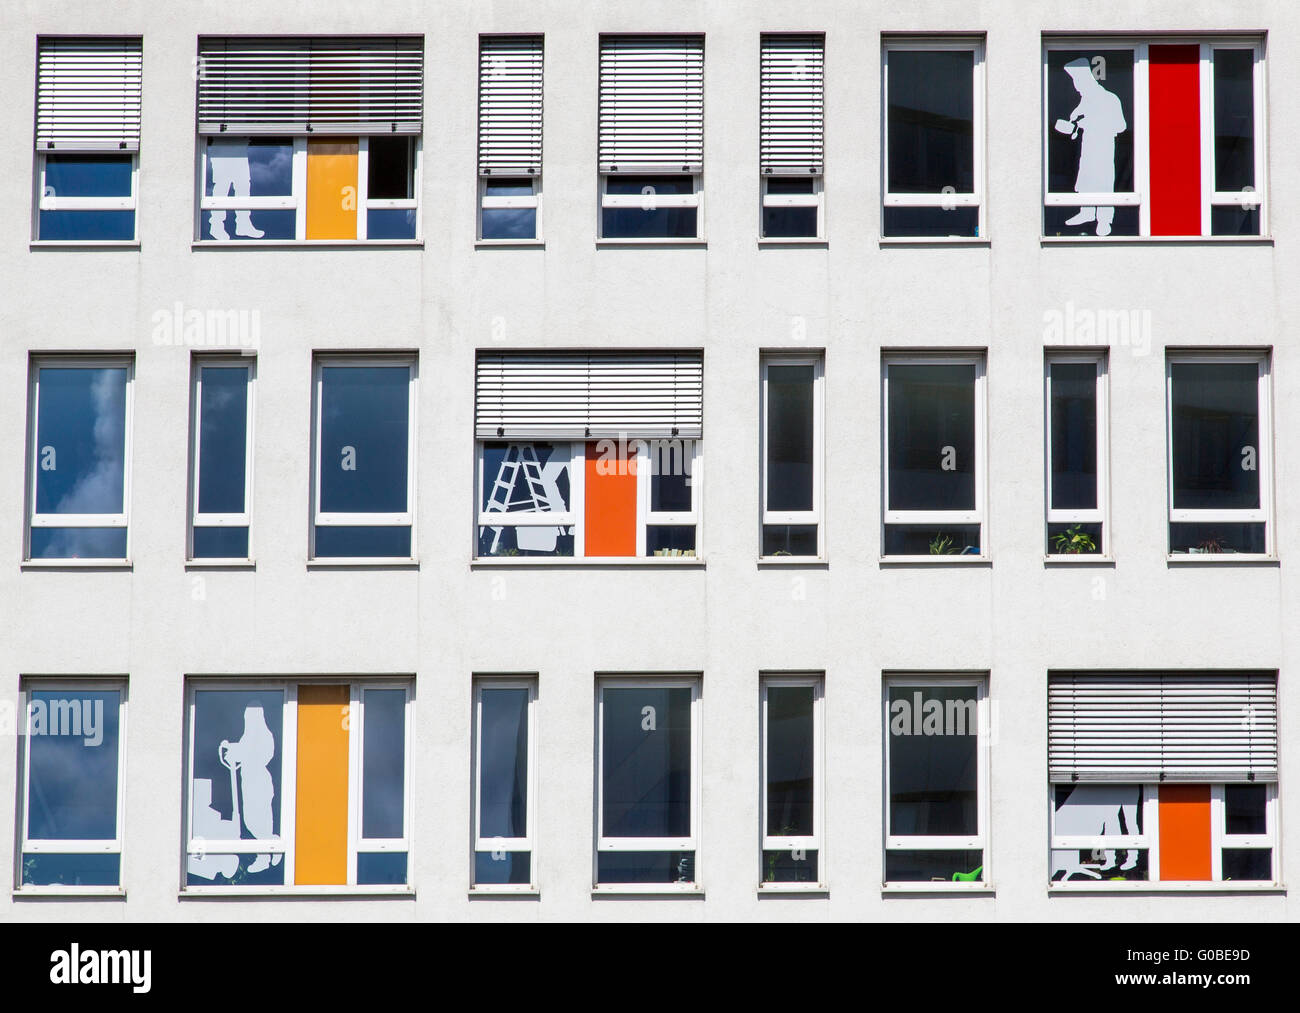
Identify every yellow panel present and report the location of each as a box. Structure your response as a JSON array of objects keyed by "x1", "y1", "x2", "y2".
[
  {"x1": 294, "y1": 684, "x2": 350, "y2": 885},
  {"x1": 305, "y1": 139, "x2": 358, "y2": 240}
]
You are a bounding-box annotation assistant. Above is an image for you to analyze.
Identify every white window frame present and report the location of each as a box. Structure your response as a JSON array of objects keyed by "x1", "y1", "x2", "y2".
[
  {"x1": 638, "y1": 437, "x2": 701, "y2": 557},
  {"x1": 310, "y1": 354, "x2": 418, "y2": 561},
  {"x1": 761, "y1": 176, "x2": 824, "y2": 240},
  {"x1": 26, "y1": 355, "x2": 134, "y2": 560},
  {"x1": 183, "y1": 677, "x2": 413, "y2": 894},
  {"x1": 476, "y1": 440, "x2": 584, "y2": 555},
  {"x1": 883, "y1": 673, "x2": 990, "y2": 886},
  {"x1": 881, "y1": 352, "x2": 987, "y2": 556},
  {"x1": 17, "y1": 679, "x2": 127, "y2": 893},
  {"x1": 1212, "y1": 783, "x2": 1277, "y2": 882},
  {"x1": 599, "y1": 173, "x2": 703, "y2": 242},
  {"x1": 37, "y1": 153, "x2": 139, "y2": 239},
  {"x1": 1049, "y1": 784, "x2": 1157, "y2": 873},
  {"x1": 1042, "y1": 37, "x2": 1267, "y2": 237},
  {"x1": 479, "y1": 176, "x2": 542, "y2": 243},
  {"x1": 1164, "y1": 349, "x2": 1273, "y2": 557},
  {"x1": 1045, "y1": 351, "x2": 1109, "y2": 555},
  {"x1": 760, "y1": 353, "x2": 825, "y2": 558},
  {"x1": 760, "y1": 673, "x2": 824, "y2": 889},
  {"x1": 882, "y1": 37, "x2": 986, "y2": 236},
  {"x1": 471, "y1": 676, "x2": 538, "y2": 892},
  {"x1": 594, "y1": 675, "x2": 702, "y2": 892},
  {"x1": 189, "y1": 355, "x2": 255, "y2": 561}
]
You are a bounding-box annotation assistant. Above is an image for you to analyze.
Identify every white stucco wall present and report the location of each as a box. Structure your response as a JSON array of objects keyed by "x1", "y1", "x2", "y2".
[{"x1": 0, "y1": 0, "x2": 1296, "y2": 921}]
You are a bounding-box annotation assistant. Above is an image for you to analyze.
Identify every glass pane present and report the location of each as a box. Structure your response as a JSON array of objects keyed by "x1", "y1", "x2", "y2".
[
  {"x1": 367, "y1": 137, "x2": 413, "y2": 199},
  {"x1": 478, "y1": 688, "x2": 530, "y2": 839},
  {"x1": 481, "y1": 207, "x2": 536, "y2": 240},
  {"x1": 1047, "y1": 522, "x2": 1102, "y2": 556},
  {"x1": 883, "y1": 525, "x2": 981, "y2": 556},
  {"x1": 1170, "y1": 362, "x2": 1260, "y2": 510},
  {"x1": 886, "y1": 849, "x2": 983, "y2": 883},
  {"x1": 187, "y1": 689, "x2": 284, "y2": 883},
  {"x1": 319, "y1": 365, "x2": 410, "y2": 513},
  {"x1": 1050, "y1": 362, "x2": 1097, "y2": 510},
  {"x1": 605, "y1": 175, "x2": 695, "y2": 196},
  {"x1": 1051, "y1": 849, "x2": 1148, "y2": 882},
  {"x1": 763, "y1": 850, "x2": 818, "y2": 884},
  {"x1": 1214, "y1": 49, "x2": 1255, "y2": 193},
  {"x1": 766, "y1": 364, "x2": 815, "y2": 511},
  {"x1": 650, "y1": 440, "x2": 693, "y2": 513},
  {"x1": 1169, "y1": 522, "x2": 1265, "y2": 555},
  {"x1": 474, "y1": 851, "x2": 531, "y2": 885},
  {"x1": 362, "y1": 689, "x2": 406, "y2": 840},
  {"x1": 1225, "y1": 784, "x2": 1266, "y2": 836},
  {"x1": 357, "y1": 852, "x2": 408, "y2": 885},
  {"x1": 763, "y1": 206, "x2": 818, "y2": 238},
  {"x1": 887, "y1": 50, "x2": 975, "y2": 193},
  {"x1": 882, "y1": 206, "x2": 978, "y2": 238},
  {"x1": 1043, "y1": 204, "x2": 1139, "y2": 238},
  {"x1": 197, "y1": 366, "x2": 248, "y2": 515},
  {"x1": 646, "y1": 526, "x2": 696, "y2": 557},
  {"x1": 26, "y1": 689, "x2": 120, "y2": 840},
  {"x1": 602, "y1": 207, "x2": 697, "y2": 239},
  {"x1": 478, "y1": 525, "x2": 573, "y2": 557},
  {"x1": 43, "y1": 155, "x2": 132, "y2": 197},
  {"x1": 887, "y1": 363, "x2": 976, "y2": 511},
  {"x1": 766, "y1": 685, "x2": 815, "y2": 837},
  {"x1": 762, "y1": 524, "x2": 819, "y2": 557},
  {"x1": 21, "y1": 853, "x2": 120, "y2": 887},
  {"x1": 38, "y1": 210, "x2": 135, "y2": 241},
  {"x1": 29, "y1": 527, "x2": 128, "y2": 560},
  {"x1": 192, "y1": 526, "x2": 249, "y2": 559},
  {"x1": 1222, "y1": 848, "x2": 1271, "y2": 882},
  {"x1": 203, "y1": 138, "x2": 295, "y2": 241},
  {"x1": 367, "y1": 208, "x2": 418, "y2": 239},
  {"x1": 1046, "y1": 50, "x2": 1135, "y2": 197},
  {"x1": 602, "y1": 687, "x2": 692, "y2": 838},
  {"x1": 1211, "y1": 205, "x2": 1260, "y2": 236},
  {"x1": 766, "y1": 178, "x2": 816, "y2": 195},
  {"x1": 481, "y1": 443, "x2": 571, "y2": 513},
  {"x1": 35, "y1": 366, "x2": 128, "y2": 515},
  {"x1": 888, "y1": 685, "x2": 978, "y2": 836},
  {"x1": 201, "y1": 209, "x2": 296, "y2": 242},
  {"x1": 313, "y1": 525, "x2": 411, "y2": 558},
  {"x1": 485, "y1": 179, "x2": 535, "y2": 196},
  {"x1": 597, "y1": 851, "x2": 694, "y2": 885},
  {"x1": 1051, "y1": 784, "x2": 1146, "y2": 881}
]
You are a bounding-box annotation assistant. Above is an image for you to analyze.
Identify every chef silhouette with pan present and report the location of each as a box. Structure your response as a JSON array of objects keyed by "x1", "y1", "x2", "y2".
[{"x1": 1056, "y1": 57, "x2": 1127, "y2": 236}]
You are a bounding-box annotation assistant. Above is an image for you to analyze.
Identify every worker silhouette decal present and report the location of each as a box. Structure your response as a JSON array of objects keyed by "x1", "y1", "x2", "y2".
[
  {"x1": 1056, "y1": 57, "x2": 1128, "y2": 236},
  {"x1": 206, "y1": 139, "x2": 266, "y2": 240}
]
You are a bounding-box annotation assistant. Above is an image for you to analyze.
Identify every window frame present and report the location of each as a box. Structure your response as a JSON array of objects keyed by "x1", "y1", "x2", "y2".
[
  {"x1": 188, "y1": 354, "x2": 255, "y2": 562},
  {"x1": 475, "y1": 440, "x2": 584, "y2": 554},
  {"x1": 310, "y1": 353, "x2": 418, "y2": 562},
  {"x1": 759, "y1": 672, "x2": 825, "y2": 889},
  {"x1": 182, "y1": 677, "x2": 413, "y2": 894},
  {"x1": 25, "y1": 354, "x2": 135, "y2": 562},
  {"x1": 36, "y1": 153, "x2": 139, "y2": 241},
  {"x1": 17, "y1": 678, "x2": 128, "y2": 893},
  {"x1": 1041, "y1": 36, "x2": 1267, "y2": 238},
  {"x1": 471, "y1": 676, "x2": 538, "y2": 892},
  {"x1": 881, "y1": 352, "x2": 987, "y2": 558},
  {"x1": 594, "y1": 675, "x2": 702, "y2": 892},
  {"x1": 1164, "y1": 349, "x2": 1273, "y2": 558},
  {"x1": 760, "y1": 352, "x2": 825, "y2": 558},
  {"x1": 1044, "y1": 350, "x2": 1109, "y2": 556},
  {"x1": 881, "y1": 37, "x2": 987, "y2": 238},
  {"x1": 478, "y1": 176, "x2": 542, "y2": 243},
  {"x1": 598, "y1": 173, "x2": 703, "y2": 242},
  {"x1": 638, "y1": 437, "x2": 702, "y2": 557},
  {"x1": 761, "y1": 176, "x2": 824, "y2": 240}
]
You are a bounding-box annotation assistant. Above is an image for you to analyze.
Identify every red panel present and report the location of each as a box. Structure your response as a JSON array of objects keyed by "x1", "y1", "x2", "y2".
[
  {"x1": 1158, "y1": 783, "x2": 1212, "y2": 881},
  {"x1": 1149, "y1": 45, "x2": 1202, "y2": 236},
  {"x1": 585, "y1": 442, "x2": 637, "y2": 557}
]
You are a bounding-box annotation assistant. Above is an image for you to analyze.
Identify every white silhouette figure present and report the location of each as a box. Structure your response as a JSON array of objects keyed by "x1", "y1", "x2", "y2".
[
  {"x1": 218, "y1": 703, "x2": 281, "y2": 874},
  {"x1": 207, "y1": 140, "x2": 266, "y2": 240},
  {"x1": 185, "y1": 779, "x2": 240, "y2": 881},
  {"x1": 1051, "y1": 783, "x2": 1141, "y2": 880},
  {"x1": 1057, "y1": 58, "x2": 1127, "y2": 236}
]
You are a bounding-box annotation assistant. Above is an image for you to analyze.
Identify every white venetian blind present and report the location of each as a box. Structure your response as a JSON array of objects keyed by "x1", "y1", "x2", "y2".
[
  {"x1": 476, "y1": 352, "x2": 704, "y2": 439},
  {"x1": 1048, "y1": 672, "x2": 1278, "y2": 784},
  {"x1": 599, "y1": 35, "x2": 704, "y2": 173},
  {"x1": 760, "y1": 34, "x2": 824, "y2": 175},
  {"x1": 196, "y1": 36, "x2": 423, "y2": 134},
  {"x1": 36, "y1": 37, "x2": 143, "y2": 152},
  {"x1": 478, "y1": 36, "x2": 543, "y2": 177}
]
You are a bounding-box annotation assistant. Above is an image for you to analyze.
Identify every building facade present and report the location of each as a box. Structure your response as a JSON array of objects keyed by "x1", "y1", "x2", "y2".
[{"x1": 1, "y1": 0, "x2": 1295, "y2": 921}]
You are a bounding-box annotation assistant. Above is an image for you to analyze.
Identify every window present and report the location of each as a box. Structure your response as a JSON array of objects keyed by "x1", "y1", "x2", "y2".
[
  {"x1": 1043, "y1": 37, "x2": 1266, "y2": 237},
  {"x1": 761, "y1": 354, "x2": 823, "y2": 557},
  {"x1": 1045, "y1": 352, "x2": 1108, "y2": 556},
  {"x1": 26, "y1": 356, "x2": 133, "y2": 561},
  {"x1": 882, "y1": 38, "x2": 985, "y2": 238},
  {"x1": 34, "y1": 37, "x2": 141, "y2": 241},
  {"x1": 184, "y1": 679, "x2": 411, "y2": 889},
  {"x1": 475, "y1": 352, "x2": 703, "y2": 558},
  {"x1": 761, "y1": 674, "x2": 823, "y2": 887},
  {"x1": 882, "y1": 353, "x2": 986, "y2": 557},
  {"x1": 884, "y1": 674, "x2": 988, "y2": 884},
  {"x1": 311, "y1": 355, "x2": 416, "y2": 560},
  {"x1": 598, "y1": 35, "x2": 704, "y2": 240},
  {"x1": 478, "y1": 36, "x2": 543, "y2": 241},
  {"x1": 596, "y1": 677, "x2": 700, "y2": 888},
  {"x1": 18, "y1": 681, "x2": 126, "y2": 889},
  {"x1": 472, "y1": 677, "x2": 537, "y2": 890},
  {"x1": 1166, "y1": 350, "x2": 1272, "y2": 556},
  {"x1": 189, "y1": 357, "x2": 254, "y2": 561},
  {"x1": 760, "y1": 34, "x2": 825, "y2": 239},
  {"x1": 195, "y1": 37, "x2": 422, "y2": 241},
  {"x1": 1049, "y1": 672, "x2": 1277, "y2": 884}
]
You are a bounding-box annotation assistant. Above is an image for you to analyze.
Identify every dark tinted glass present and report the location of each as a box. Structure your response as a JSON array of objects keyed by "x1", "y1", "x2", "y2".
[
  {"x1": 1050, "y1": 362, "x2": 1098, "y2": 510},
  {"x1": 478, "y1": 688, "x2": 529, "y2": 839},
  {"x1": 27, "y1": 690, "x2": 120, "y2": 840},
  {"x1": 888, "y1": 685, "x2": 978, "y2": 836},
  {"x1": 357, "y1": 852, "x2": 408, "y2": 885},
  {"x1": 362, "y1": 689, "x2": 405, "y2": 839},
  {"x1": 1047, "y1": 522, "x2": 1102, "y2": 556},
  {"x1": 1046, "y1": 50, "x2": 1134, "y2": 194},
  {"x1": 884, "y1": 525, "x2": 980, "y2": 556},
  {"x1": 319, "y1": 365, "x2": 410, "y2": 513},
  {"x1": 197, "y1": 366, "x2": 248, "y2": 514},
  {"x1": 1170, "y1": 362, "x2": 1259, "y2": 510},
  {"x1": 646, "y1": 526, "x2": 696, "y2": 556},
  {"x1": 367, "y1": 208, "x2": 418, "y2": 239},
  {"x1": 886, "y1": 849, "x2": 983, "y2": 883},
  {"x1": 192, "y1": 526, "x2": 249, "y2": 559},
  {"x1": 602, "y1": 207, "x2": 697, "y2": 239},
  {"x1": 882, "y1": 206, "x2": 978, "y2": 238},
  {"x1": 485, "y1": 179, "x2": 535, "y2": 196},
  {"x1": 763, "y1": 850, "x2": 818, "y2": 883},
  {"x1": 1221, "y1": 848, "x2": 1271, "y2": 881},
  {"x1": 22, "y1": 853, "x2": 120, "y2": 887},
  {"x1": 766, "y1": 686, "x2": 815, "y2": 836},
  {"x1": 887, "y1": 364, "x2": 976, "y2": 511},
  {"x1": 766, "y1": 178, "x2": 816, "y2": 195},
  {"x1": 313, "y1": 525, "x2": 412, "y2": 558},
  {"x1": 763, "y1": 206, "x2": 818, "y2": 238},
  {"x1": 1225, "y1": 784, "x2": 1266, "y2": 836},
  {"x1": 38, "y1": 210, "x2": 135, "y2": 241},
  {"x1": 1169, "y1": 522, "x2": 1265, "y2": 555},
  {"x1": 887, "y1": 50, "x2": 974, "y2": 193},
  {"x1": 29, "y1": 528, "x2": 128, "y2": 560},
  {"x1": 597, "y1": 851, "x2": 694, "y2": 884},
  {"x1": 1211, "y1": 205, "x2": 1260, "y2": 236},
  {"x1": 766, "y1": 364, "x2": 815, "y2": 511},
  {"x1": 44, "y1": 155, "x2": 132, "y2": 197},
  {"x1": 367, "y1": 137, "x2": 413, "y2": 199},
  {"x1": 474, "y1": 851, "x2": 531, "y2": 885},
  {"x1": 36, "y1": 367, "x2": 128, "y2": 515},
  {"x1": 602, "y1": 687, "x2": 692, "y2": 838},
  {"x1": 481, "y1": 207, "x2": 536, "y2": 239},
  {"x1": 762, "y1": 524, "x2": 819, "y2": 556},
  {"x1": 1043, "y1": 204, "x2": 1139, "y2": 238},
  {"x1": 1214, "y1": 49, "x2": 1255, "y2": 192},
  {"x1": 606, "y1": 175, "x2": 695, "y2": 195},
  {"x1": 650, "y1": 441, "x2": 693, "y2": 512}
]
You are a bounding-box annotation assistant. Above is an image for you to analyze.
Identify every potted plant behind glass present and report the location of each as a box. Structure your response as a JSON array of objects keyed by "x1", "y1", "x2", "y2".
[{"x1": 1051, "y1": 525, "x2": 1097, "y2": 555}]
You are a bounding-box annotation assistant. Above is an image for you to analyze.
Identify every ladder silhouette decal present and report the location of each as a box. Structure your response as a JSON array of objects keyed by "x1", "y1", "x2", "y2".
[{"x1": 484, "y1": 443, "x2": 569, "y2": 553}]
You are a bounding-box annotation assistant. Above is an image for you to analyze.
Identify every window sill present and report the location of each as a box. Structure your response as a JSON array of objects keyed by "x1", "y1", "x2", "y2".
[
  {"x1": 13, "y1": 888, "x2": 126, "y2": 899},
  {"x1": 757, "y1": 238, "x2": 827, "y2": 248},
  {"x1": 186, "y1": 558, "x2": 256, "y2": 570},
  {"x1": 469, "y1": 886, "x2": 540, "y2": 898},
  {"x1": 1041, "y1": 235, "x2": 1274, "y2": 246},
  {"x1": 879, "y1": 236, "x2": 990, "y2": 247},
  {"x1": 475, "y1": 239, "x2": 544, "y2": 248},
  {"x1": 882, "y1": 883, "x2": 995, "y2": 896},
  {"x1": 471, "y1": 557, "x2": 705, "y2": 569},
  {"x1": 595, "y1": 239, "x2": 707, "y2": 248},
  {"x1": 1050, "y1": 881, "x2": 1284, "y2": 895},
  {"x1": 179, "y1": 887, "x2": 415, "y2": 898},
  {"x1": 757, "y1": 556, "x2": 827, "y2": 568},
  {"x1": 879, "y1": 555, "x2": 990, "y2": 567},
  {"x1": 757, "y1": 884, "x2": 828, "y2": 896},
  {"x1": 1045, "y1": 555, "x2": 1115, "y2": 567},
  {"x1": 21, "y1": 559, "x2": 132, "y2": 571},
  {"x1": 592, "y1": 885, "x2": 705, "y2": 898},
  {"x1": 30, "y1": 240, "x2": 140, "y2": 250},
  {"x1": 307, "y1": 558, "x2": 419, "y2": 570},
  {"x1": 191, "y1": 240, "x2": 423, "y2": 250},
  {"x1": 1166, "y1": 554, "x2": 1278, "y2": 566}
]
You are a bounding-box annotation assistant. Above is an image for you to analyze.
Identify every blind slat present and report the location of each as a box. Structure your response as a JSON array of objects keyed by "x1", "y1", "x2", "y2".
[
  {"x1": 479, "y1": 36, "x2": 543, "y2": 176},
  {"x1": 599, "y1": 36, "x2": 704, "y2": 173},
  {"x1": 37, "y1": 37, "x2": 142, "y2": 152},
  {"x1": 760, "y1": 34, "x2": 824, "y2": 175}
]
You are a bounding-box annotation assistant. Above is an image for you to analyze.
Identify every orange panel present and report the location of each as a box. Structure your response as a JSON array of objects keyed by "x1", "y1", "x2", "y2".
[
  {"x1": 585, "y1": 441, "x2": 637, "y2": 557},
  {"x1": 294, "y1": 684, "x2": 350, "y2": 885},
  {"x1": 305, "y1": 139, "x2": 358, "y2": 240},
  {"x1": 1158, "y1": 783, "x2": 1212, "y2": 881}
]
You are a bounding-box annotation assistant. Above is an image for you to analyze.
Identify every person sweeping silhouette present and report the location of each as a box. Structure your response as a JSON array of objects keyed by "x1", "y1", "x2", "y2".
[{"x1": 1056, "y1": 57, "x2": 1127, "y2": 236}]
